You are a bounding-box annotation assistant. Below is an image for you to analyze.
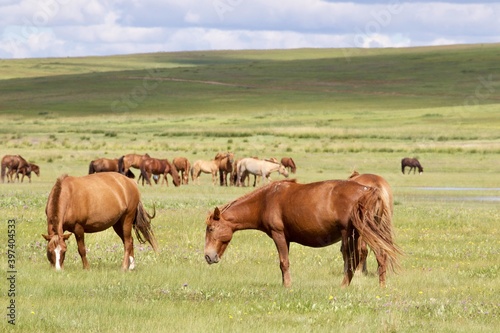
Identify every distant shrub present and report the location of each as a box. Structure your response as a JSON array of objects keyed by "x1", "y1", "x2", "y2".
[{"x1": 104, "y1": 131, "x2": 117, "y2": 137}]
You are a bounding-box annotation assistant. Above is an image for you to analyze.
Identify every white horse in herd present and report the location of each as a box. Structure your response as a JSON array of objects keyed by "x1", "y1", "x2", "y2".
[{"x1": 236, "y1": 158, "x2": 289, "y2": 186}]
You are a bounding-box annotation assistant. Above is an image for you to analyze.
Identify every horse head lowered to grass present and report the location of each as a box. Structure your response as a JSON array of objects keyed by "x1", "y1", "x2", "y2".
[
  {"x1": 205, "y1": 179, "x2": 401, "y2": 288},
  {"x1": 43, "y1": 172, "x2": 158, "y2": 271}
]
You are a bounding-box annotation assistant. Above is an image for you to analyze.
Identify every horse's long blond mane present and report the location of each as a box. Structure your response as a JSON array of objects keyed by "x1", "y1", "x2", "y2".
[{"x1": 219, "y1": 179, "x2": 297, "y2": 214}]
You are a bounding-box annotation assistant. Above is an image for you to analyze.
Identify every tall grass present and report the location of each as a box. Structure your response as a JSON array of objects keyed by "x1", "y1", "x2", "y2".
[{"x1": 1, "y1": 45, "x2": 499, "y2": 332}]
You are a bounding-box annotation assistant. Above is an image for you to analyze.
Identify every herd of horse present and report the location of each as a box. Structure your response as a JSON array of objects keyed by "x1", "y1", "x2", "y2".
[
  {"x1": 88, "y1": 152, "x2": 297, "y2": 188},
  {"x1": 1, "y1": 151, "x2": 416, "y2": 288}
]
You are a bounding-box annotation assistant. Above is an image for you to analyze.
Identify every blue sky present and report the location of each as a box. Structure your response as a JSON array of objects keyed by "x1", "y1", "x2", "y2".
[{"x1": 0, "y1": 0, "x2": 499, "y2": 58}]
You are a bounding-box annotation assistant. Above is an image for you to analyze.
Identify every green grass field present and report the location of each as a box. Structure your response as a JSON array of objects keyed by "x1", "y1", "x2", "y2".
[{"x1": 1, "y1": 44, "x2": 499, "y2": 332}]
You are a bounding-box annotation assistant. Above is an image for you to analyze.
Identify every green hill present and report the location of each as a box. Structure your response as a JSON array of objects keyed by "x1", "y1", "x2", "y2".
[{"x1": 1, "y1": 44, "x2": 499, "y2": 116}]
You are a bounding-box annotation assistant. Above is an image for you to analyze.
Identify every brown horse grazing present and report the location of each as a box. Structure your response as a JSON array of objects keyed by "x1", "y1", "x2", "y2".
[
  {"x1": 120, "y1": 153, "x2": 150, "y2": 177},
  {"x1": 348, "y1": 171, "x2": 395, "y2": 282},
  {"x1": 401, "y1": 157, "x2": 423, "y2": 174},
  {"x1": 11, "y1": 163, "x2": 40, "y2": 183},
  {"x1": 205, "y1": 179, "x2": 401, "y2": 288},
  {"x1": 191, "y1": 159, "x2": 219, "y2": 185},
  {"x1": 215, "y1": 152, "x2": 235, "y2": 186},
  {"x1": 88, "y1": 157, "x2": 123, "y2": 174},
  {"x1": 43, "y1": 173, "x2": 158, "y2": 271},
  {"x1": 139, "y1": 157, "x2": 181, "y2": 187},
  {"x1": 173, "y1": 157, "x2": 191, "y2": 185},
  {"x1": 1, "y1": 154, "x2": 31, "y2": 183},
  {"x1": 281, "y1": 157, "x2": 297, "y2": 174}
]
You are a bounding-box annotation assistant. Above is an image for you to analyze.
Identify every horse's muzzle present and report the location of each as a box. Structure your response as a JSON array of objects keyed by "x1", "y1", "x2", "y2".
[{"x1": 205, "y1": 253, "x2": 219, "y2": 264}]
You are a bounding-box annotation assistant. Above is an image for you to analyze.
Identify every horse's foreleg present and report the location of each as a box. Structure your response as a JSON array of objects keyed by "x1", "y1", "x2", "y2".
[
  {"x1": 211, "y1": 171, "x2": 217, "y2": 186},
  {"x1": 74, "y1": 225, "x2": 90, "y2": 270},
  {"x1": 271, "y1": 231, "x2": 291, "y2": 287}
]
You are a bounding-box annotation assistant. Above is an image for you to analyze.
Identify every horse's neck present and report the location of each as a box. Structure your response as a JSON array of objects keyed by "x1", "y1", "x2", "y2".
[
  {"x1": 224, "y1": 198, "x2": 263, "y2": 231},
  {"x1": 266, "y1": 162, "x2": 280, "y2": 172}
]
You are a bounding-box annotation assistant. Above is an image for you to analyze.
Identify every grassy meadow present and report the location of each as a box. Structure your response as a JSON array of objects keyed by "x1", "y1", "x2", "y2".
[{"x1": 1, "y1": 44, "x2": 499, "y2": 332}]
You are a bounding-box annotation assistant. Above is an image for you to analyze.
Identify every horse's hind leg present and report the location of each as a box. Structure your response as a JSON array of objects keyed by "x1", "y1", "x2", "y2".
[
  {"x1": 113, "y1": 216, "x2": 135, "y2": 271},
  {"x1": 374, "y1": 251, "x2": 388, "y2": 288},
  {"x1": 341, "y1": 229, "x2": 359, "y2": 287}
]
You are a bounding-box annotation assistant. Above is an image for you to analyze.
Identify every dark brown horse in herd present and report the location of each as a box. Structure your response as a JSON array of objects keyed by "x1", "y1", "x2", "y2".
[
  {"x1": 43, "y1": 173, "x2": 158, "y2": 270},
  {"x1": 205, "y1": 175, "x2": 401, "y2": 288},
  {"x1": 1, "y1": 154, "x2": 39, "y2": 183},
  {"x1": 280, "y1": 157, "x2": 297, "y2": 174},
  {"x1": 401, "y1": 157, "x2": 423, "y2": 174}
]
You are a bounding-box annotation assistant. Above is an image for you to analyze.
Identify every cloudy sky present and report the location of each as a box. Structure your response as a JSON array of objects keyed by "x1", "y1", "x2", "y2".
[{"x1": 0, "y1": 0, "x2": 499, "y2": 59}]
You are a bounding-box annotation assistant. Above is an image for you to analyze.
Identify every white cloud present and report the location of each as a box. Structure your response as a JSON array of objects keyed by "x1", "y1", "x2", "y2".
[{"x1": 0, "y1": 1, "x2": 498, "y2": 58}]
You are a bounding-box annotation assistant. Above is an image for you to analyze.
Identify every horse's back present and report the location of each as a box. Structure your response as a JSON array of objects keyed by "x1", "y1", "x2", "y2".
[
  {"x1": 54, "y1": 173, "x2": 140, "y2": 225},
  {"x1": 262, "y1": 180, "x2": 371, "y2": 246}
]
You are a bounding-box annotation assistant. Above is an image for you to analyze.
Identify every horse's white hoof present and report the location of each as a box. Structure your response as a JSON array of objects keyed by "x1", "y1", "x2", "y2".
[{"x1": 129, "y1": 256, "x2": 135, "y2": 270}]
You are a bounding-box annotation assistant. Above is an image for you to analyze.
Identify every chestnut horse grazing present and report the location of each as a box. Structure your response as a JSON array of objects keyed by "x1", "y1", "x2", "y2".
[
  {"x1": 173, "y1": 157, "x2": 191, "y2": 185},
  {"x1": 280, "y1": 157, "x2": 297, "y2": 174},
  {"x1": 401, "y1": 157, "x2": 423, "y2": 174},
  {"x1": 139, "y1": 157, "x2": 181, "y2": 187},
  {"x1": 205, "y1": 179, "x2": 401, "y2": 288},
  {"x1": 43, "y1": 173, "x2": 158, "y2": 271},
  {"x1": 348, "y1": 171, "x2": 395, "y2": 281}
]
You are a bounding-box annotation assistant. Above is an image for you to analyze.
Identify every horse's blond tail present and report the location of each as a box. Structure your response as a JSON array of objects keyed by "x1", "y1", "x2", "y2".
[
  {"x1": 134, "y1": 202, "x2": 159, "y2": 252},
  {"x1": 351, "y1": 187, "x2": 402, "y2": 273}
]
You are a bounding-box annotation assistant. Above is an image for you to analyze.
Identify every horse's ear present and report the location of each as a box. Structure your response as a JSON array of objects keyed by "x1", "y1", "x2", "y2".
[
  {"x1": 62, "y1": 233, "x2": 72, "y2": 240},
  {"x1": 213, "y1": 207, "x2": 221, "y2": 220},
  {"x1": 42, "y1": 234, "x2": 51, "y2": 241}
]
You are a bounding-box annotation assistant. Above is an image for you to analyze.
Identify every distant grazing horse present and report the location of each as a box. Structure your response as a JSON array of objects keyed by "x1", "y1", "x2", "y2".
[
  {"x1": 173, "y1": 157, "x2": 191, "y2": 185},
  {"x1": 120, "y1": 153, "x2": 150, "y2": 178},
  {"x1": 215, "y1": 152, "x2": 234, "y2": 186},
  {"x1": 88, "y1": 158, "x2": 134, "y2": 178},
  {"x1": 232, "y1": 157, "x2": 259, "y2": 187},
  {"x1": 281, "y1": 157, "x2": 297, "y2": 174},
  {"x1": 205, "y1": 179, "x2": 401, "y2": 287},
  {"x1": 348, "y1": 171, "x2": 395, "y2": 284},
  {"x1": 43, "y1": 173, "x2": 158, "y2": 271},
  {"x1": 139, "y1": 157, "x2": 181, "y2": 187},
  {"x1": 236, "y1": 157, "x2": 288, "y2": 186},
  {"x1": 401, "y1": 157, "x2": 423, "y2": 174},
  {"x1": 191, "y1": 159, "x2": 219, "y2": 185},
  {"x1": 1, "y1": 154, "x2": 31, "y2": 183},
  {"x1": 11, "y1": 163, "x2": 40, "y2": 183}
]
